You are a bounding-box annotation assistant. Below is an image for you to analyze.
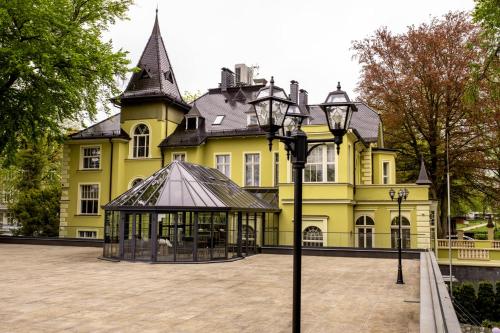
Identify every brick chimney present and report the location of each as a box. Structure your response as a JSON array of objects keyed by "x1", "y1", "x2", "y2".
[
  {"x1": 299, "y1": 89, "x2": 308, "y2": 107},
  {"x1": 220, "y1": 67, "x2": 235, "y2": 90},
  {"x1": 290, "y1": 80, "x2": 299, "y2": 104}
]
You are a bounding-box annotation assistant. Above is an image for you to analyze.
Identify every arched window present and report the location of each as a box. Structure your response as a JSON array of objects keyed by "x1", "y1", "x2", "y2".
[
  {"x1": 131, "y1": 178, "x2": 143, "y2": 188},
  {"x1": 391, "y1": 217, "x2": 411, "y2": 249},
  {"x1": 355, "y1": 216, "x2": 374, "y2": 248},
  {"x1": 303, "y1": 226, "x2": 323, "y2": 247},
  {"x1": 133, "y1": 124, "x2": 149, "y2": 158}
]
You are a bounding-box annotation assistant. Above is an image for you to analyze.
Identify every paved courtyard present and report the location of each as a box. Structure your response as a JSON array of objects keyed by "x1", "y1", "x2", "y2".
[{"x1": 0, "y1": 244, "x2": 420, "y2": 332}]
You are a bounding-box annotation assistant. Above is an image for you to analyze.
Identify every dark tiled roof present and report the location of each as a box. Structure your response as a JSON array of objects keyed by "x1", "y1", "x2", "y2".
[
  {"x1": 308, "y1": 102, "x2": 380, "y2": 142},
  {"x1": 69, "y1": 114, "x2": 130, "y2": 140},
  {"x1": 161, "y1": 86, "x2": 381, "y2": 147},
  {"x1": 105, "y1": 161, "x2": 278, "y2": 211},
  {"x1": 119, "y1": 13, "x2": 186, "y2": 107}
]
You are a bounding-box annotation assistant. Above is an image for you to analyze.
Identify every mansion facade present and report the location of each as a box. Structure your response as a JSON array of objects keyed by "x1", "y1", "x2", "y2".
[{"x1": 60, "y1": 13, "x2": 436, "y2": 250}]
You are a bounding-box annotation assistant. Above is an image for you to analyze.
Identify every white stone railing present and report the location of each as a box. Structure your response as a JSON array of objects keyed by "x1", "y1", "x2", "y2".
[
  {"x1": 437, "y1": 239, "x2": 475, "y2": 248},
  {"x1": 492, "y1": 241, "x2": 500, "y2": 249},
  {"x1": 457, "y1": 248, "x2": 490, "y2": 260}
]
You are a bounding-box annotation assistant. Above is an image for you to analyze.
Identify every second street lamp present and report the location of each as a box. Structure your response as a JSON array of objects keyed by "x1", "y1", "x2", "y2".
[
  {"x1": 249, "y1": 78, "x2": 357, "y2": 333},
  {"x1": 389, "y1": 187, "x2": 409, "y2": 285}
]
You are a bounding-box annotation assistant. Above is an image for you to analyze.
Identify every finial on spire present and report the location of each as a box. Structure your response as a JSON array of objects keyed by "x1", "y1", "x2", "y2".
[
  {"x1": 270, "y1": 76, "x2": 275, "y2": 84},
  {"x1": 337, "y1": 82, "x2": 341, "y2": 90},
  {"x1": 156, "y1": 3, "x2": 158, "y2": 15}
]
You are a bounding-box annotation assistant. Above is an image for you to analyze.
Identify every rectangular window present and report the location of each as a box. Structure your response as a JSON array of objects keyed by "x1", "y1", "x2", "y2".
[
  {"x1": 274, "y1": 152, "x2": 279, "y2": 186},
  {"x1": 78, "y1": 230, "x2": 97, "y2": 239},
  {"x1": 215, "y1": 154, "x2": 230, "y2": 177},
  {"x1": 247, "y1": 114, "x2": 258, "y2": 126},
  {"x1": 383, "y1": 161, "x2": 390, "y2": 184},
  {"x1": 173, "y1": 153, "x2": 186, "y2": 161},
  {"x1": 303, "y1": 145, "x2": 336, "y2": 183},
  {"x1": 244, "y1": 153, "x2": 260, "y2": 186},
  {"x1": 82, "y1": 146, "x2": 100, "y2": 169},
  {"x1": 80, "y1": 184, "x2": 99, "y2": 215}
]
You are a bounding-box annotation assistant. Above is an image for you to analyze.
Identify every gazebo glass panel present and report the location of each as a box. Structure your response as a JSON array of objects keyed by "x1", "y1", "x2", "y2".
[
  {"x1": 175, "y1": 212, "x2": 195, "y2": 262},
  {"x1": 212, "y1": 212, "x2": 227, "y2": 259},
  {"x1": 103, "y1": 211, "x2": 120, "y2": 258},
  {"x1": 134, "y1": 213, "x2": 152, "y2": 260}
]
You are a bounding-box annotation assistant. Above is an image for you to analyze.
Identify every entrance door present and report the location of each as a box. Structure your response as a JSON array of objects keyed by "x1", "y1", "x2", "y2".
[
  {"x1": 121, "y1": 213, "x2": 152, "y2": 260},
  {"x1": 355, "y1": 216, "x2": 375, "y2": 248},
  {"x1": 357, "y1": 227, "x2": 373, "y2": 248}
]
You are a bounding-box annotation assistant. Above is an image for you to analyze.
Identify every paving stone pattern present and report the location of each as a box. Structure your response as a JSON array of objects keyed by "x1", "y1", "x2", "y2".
[{"x1": 0, "y1": 244, "x2": 419, "y2": 332}]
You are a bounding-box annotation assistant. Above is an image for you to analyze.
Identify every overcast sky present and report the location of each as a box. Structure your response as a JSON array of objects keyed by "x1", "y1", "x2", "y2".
[{"x1": 97, "y1": 0, "x2": 474, "y2": 121}]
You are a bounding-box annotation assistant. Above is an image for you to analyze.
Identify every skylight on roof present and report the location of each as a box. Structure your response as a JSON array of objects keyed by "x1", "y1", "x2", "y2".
[{"x1": 213, "y1": 115, "x2": 225, "y2": 125}]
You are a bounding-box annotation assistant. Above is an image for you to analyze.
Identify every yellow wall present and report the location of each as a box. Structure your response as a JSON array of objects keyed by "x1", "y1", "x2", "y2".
[{"x1": 61, "y1": 110, "x2": 433, "y2": 248}]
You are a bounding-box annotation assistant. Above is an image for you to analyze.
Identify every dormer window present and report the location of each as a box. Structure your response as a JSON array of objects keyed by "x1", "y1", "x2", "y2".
[
  {"x1": 140, "y1": 68, "x2": 150, "y2": 79},
  {"x1": 213, "y1": 115, "x2": 224, "y2": 125},
  {"x1": 186, "y1": 117, "x2": 198, "y2": 130},
  {"x1": 163, "y1": 70, "x2": 173, "y2": 83},
  {"x1": 247, "y1": 114, "x2": 258, "y2": 126}
]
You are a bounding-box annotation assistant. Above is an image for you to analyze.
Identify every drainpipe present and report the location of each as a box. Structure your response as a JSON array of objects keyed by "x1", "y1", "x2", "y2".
[
  {"x1": 108, "y1": 138, "x2": 114, "y2": 202},
  {"x1": 352, "y1": 139, "x2": 360, "y2": 247}
]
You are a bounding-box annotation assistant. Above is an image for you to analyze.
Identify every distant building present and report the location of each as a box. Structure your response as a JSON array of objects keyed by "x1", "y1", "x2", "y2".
[
  {"x1": 60, "y1": 12, "x2": 435, "y2": 255},
  {"x1": 0, "y1": 168, "x2": 18, "y2": 235}
]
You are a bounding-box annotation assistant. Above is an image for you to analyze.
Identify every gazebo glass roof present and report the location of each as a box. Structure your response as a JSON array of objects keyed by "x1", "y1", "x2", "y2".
[{"x1": 105, "y1": 161, "x2": 278, "y2": 212}]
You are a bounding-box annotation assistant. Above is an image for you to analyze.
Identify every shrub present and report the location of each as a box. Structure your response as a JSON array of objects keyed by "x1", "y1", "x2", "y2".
[
  {"x1": 476, "y1": 282, "x2": 496, "y2": 321},
  {"x1": 454, "y1": 283, "x2": 479, "y2": 323},
  {"x1": 495, "y1": 281, "x2": 500, "y2": 322}
]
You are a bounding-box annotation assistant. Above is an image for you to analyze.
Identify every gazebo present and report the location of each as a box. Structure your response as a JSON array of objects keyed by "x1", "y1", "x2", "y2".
[{"x1": 102, "y1": 161, "x2": 279, "y2": 262}]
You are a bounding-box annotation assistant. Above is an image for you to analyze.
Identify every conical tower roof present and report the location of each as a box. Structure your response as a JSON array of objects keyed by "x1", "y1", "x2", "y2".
[
  {"x1": 120, "y1": 10, "x2": 186, "y2": 106},
  {"x1": 416, "y1": 157, "x2": 432, "y2": 185},
  {"x1": 105, "y1": 161, "x2": 278, "y2": 211}
]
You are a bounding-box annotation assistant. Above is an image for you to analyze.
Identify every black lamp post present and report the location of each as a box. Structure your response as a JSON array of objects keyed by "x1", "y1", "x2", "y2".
[
  {"x1": 389, "y1": 187, "x2": 409, "y2": 285},
  {"x1": 249, "y1": 77, "x2": 357, "y2": 333}
]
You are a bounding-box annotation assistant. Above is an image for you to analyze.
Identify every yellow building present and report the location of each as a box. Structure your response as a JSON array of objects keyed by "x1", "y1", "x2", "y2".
[{"x1": 60, "y1": 13, "x2": 436, "y2": 251}]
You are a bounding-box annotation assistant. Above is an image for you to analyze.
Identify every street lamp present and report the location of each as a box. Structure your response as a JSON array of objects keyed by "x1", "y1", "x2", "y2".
[
  {"x1": 389, "y1": 187, "x2": 409, "y2": 285},
  {"x1": 249, "y1": 77, "x2": 357, "y2": 333}
]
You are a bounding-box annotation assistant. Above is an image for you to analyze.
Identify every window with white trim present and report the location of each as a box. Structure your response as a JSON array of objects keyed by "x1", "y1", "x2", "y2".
[
  {"x1": 131, "y1": 178, "x2": 143, "y2": 188},
  {"x1": 173, "y1": 153, "x2": 186, "y2": 161},
  {"x1": 80, "y1": 184, "x2": 99, "y2": 215},
  {"x1": 215, "y1": 154, "x2": 230, "y2": 177},
  {"x1": 382, "y1": 161, "x2": 390, "y2": 184},
  {"x1": 133, "y1": 124, "x2": 149, "y2": 158},
  {"x1": 244, "y1": 153, "x2": 260, "y2": 186},
  {"x1": 303, "y1": 144, "x2": 336, "y2": 182},
  {"x1": 78, "y1": 230, "x2": 97, "y2": 239},
  {"x1": 247, "y1": 114, "x2": 258, "y2": 126},
  {"x1": 81, "y1": 146, "x2": 101, "y2": 169},
  {"x1": 391, "y1": 216, "x2": 411, "y2": 249},
  {"x1": 303, "y1": 226, "x2": 323, "y2": 247}
]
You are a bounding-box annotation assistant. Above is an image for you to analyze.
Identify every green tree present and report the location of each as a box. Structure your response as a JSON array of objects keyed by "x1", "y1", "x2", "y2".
[
  {"x1": 476, "y1": 281, "x2": 496, "y2": 321},
  {"x1": 183, "y1": 90, "x2": 202, "y2": 104},
  {"x1": 10, "y1": 141, "x2": 62, "y2": 236},
  {"x1": 353, "y1": 12, "x2": 498, "y2": 235},
  {"x1": 0, "y1": 0, "x2": 132, "y2": 160}
]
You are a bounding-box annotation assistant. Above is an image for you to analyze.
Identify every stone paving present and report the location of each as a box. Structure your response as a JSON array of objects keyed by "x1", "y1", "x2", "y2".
[{"x1": 0, "y1": 244, "x2": 420, "y2": 332}]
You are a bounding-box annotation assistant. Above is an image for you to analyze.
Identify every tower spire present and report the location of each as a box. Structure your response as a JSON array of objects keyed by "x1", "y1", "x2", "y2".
[
  {"x1": 120, "y1": 10, "x2": 184, "y2": 104},
  {"x1": 416, "y1": 157, "x2": 432, "y2": 185}
]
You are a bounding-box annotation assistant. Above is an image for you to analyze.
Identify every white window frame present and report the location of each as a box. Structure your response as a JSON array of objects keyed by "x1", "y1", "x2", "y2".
[
  {"x1": 355, "y1": 215, "x2": 375, "y2": 248},
  {"x1": 172, "y1": 152, "x2": 187, "y2": 162},
  {"x1": 78, "y1": 183, "x2": 100, "y2": 215},
  {"x1": 77, "y1": 229, "x2": 98, "y2": 239},
  {"x1": 129, "y1": 177, "x2": 145, "y2": 189},
  {"x1": 185, "y1": 116, "x2": 198, "y2": 130},
  {"x1": 132, "y1": 123, "x2": 150, "y2": 158},
  {"x1": 382, "y1": 160, "x2": 390, "y2": 184},
  {"x1": 243, "y1": 152, "x2": 260, "y2": 187},
  {"x1": 213, "y1": 115, "x2": 225, "y2": 125},
  {"x1": 80, "y1": 145, "x2": 101, "y2": 170},
  {"x1": 247, "y1": 114, "x2": 258, "y2": 126},
  {"x1": 289, "y1": 144, "x2": 337, "y2": 183},
  {"x1": 214, "y1": 153, "x2": 231, "y2": 177}
]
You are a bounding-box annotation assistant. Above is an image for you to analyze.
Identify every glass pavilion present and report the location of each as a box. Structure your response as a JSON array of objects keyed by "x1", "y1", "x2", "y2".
[{"x1": 103, "y1": 161, "x2": 279, "y2": 262}]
